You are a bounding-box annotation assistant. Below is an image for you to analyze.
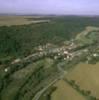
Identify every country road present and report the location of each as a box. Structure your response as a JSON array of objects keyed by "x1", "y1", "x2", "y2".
[
  {"x1": 32, "y1": 65, "x2": 68, "y2": 100},
  {"x1": 32, "y1": 78, "x2": 59, "y2": 100}
]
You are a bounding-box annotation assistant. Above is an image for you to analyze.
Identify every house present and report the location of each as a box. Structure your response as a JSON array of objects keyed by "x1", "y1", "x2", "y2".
[
  {"x1": 11, "y1": 58, "x2": 21, "y2": 64},
  {"x1": 4, "y1": 68, "x2": 8, "y2": 72}
]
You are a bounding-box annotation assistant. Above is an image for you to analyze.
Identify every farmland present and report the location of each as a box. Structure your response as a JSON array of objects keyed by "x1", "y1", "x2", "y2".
[
  {"x1": 0, "y1": 16, "x2": 99, "y2": 100},
  {"x1": 51, "y1": 80, "x2": 85, "y2": 100},
  {"x1": 1, "y1": 16, "x2": 99, "y2": 61},
  {"x1": 66, "y1": 62, "x2": 99, "y2": 99},
  {"x1": 0, "y1": 16, "x2": 50, "y2": 26}
]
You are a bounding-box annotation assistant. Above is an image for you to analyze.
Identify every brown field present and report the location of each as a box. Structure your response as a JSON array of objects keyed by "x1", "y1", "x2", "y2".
[
  {"x1": 51, "y1": 80, "x2": 85, "y2": 100},
  {"x1": 0, "y1": 16, "x2": 50, "y2": 26},
  {"x1": 66, "y1": 62, "x2": 99, "y2": 98}
]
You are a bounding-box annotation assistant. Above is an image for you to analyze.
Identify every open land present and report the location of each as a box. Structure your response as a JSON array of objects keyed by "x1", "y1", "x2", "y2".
[
  {"x1": 0, "y1": 16, "x2": 99, "y2": 100},
  {"x1": 51, "y1": 80, "x2": 85, "y2": 100},
  {"x1": 66, "y1": 62, "x2": 99, "y2": 99},
  {"x1": 0, "y1": 16, "x2": 50, "y2": 26}
]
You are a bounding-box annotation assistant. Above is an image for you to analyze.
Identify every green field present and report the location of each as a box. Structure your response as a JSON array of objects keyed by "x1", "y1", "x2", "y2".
[
  {"x1": 0, "y1": 16, "x2": 99, "y2": 100},
  {"x1": 1, "y1": 16, "x2": 99, "y2": 61}
]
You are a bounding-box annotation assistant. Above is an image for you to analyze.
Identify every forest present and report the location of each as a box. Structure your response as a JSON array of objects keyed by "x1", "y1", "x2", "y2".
[{"x1": 1, "y1": 16, "x2": 99, "y2": 62}]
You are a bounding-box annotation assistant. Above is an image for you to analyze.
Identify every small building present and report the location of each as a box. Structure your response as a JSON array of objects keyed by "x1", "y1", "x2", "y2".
[
  {"x1": 64, "y1": 51, "x2": 69, "y2": 55},
  {"x1": 64, "y1": 58, "x2": 67, "y2": 60},
  {"x1": 4, "y1": 68, "x2": 8, "y2": 72},
  {"x1": 11, "y1": 58, "x2": 21, "y2": 64},
  {"x1": 54, "y1": 56, "x2": 58, "y2": 60},
  {"x1": 93, "y1": 53, "x2": 98, "y2": 57}
]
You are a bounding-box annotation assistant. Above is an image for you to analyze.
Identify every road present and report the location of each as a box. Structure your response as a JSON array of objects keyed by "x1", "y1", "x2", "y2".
[
  {"x1": 32, "y1": 78, "x2": 59, "y2": 100},
  {"x1": 32, "y1": 65, "x2": 67, "y2": 100}
]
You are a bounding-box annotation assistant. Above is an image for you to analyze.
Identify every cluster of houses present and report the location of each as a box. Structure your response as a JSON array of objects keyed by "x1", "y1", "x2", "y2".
[{"x1": 5, "y1": 42, "x2": 99, "y2": 73}]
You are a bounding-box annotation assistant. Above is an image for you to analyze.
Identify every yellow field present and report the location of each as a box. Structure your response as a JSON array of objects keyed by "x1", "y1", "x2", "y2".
[
  {"x1": 51, "y1": 80, "x2": 85, "y2": 100},
  {"x1": 66, "y1": 62, "x2": 99, "y2": 98},
  {"x1": 0, "y1": 16, "x2": 50, "y2": 26}
]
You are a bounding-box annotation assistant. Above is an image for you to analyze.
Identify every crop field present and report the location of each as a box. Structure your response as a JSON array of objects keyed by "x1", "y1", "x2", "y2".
[
  {"x1": 51, "y1": 80, "x2": 85, "y2": 100},
  {"x1": 1, "y1": 16, "x2": 99, "y2": 100},
  {"x1": 0, "y1": 16, "x2": 50, "y2": 26},
  {"x1": 66, "y1": 62, "x2": 99, "y2": 99}
]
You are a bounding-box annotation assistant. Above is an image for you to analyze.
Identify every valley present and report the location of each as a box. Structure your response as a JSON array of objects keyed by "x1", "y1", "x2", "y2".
[{"x1": 0, "y1": 16, "x2": 99, "y2": 100}]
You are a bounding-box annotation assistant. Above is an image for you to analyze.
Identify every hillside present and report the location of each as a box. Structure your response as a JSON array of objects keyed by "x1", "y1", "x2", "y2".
[
  {"x1": 0, "y1": 17, "x2": 99, "y2": 100},
  {"x1": 1, "y1": 16, "x2": 99, "y2": 63}
]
